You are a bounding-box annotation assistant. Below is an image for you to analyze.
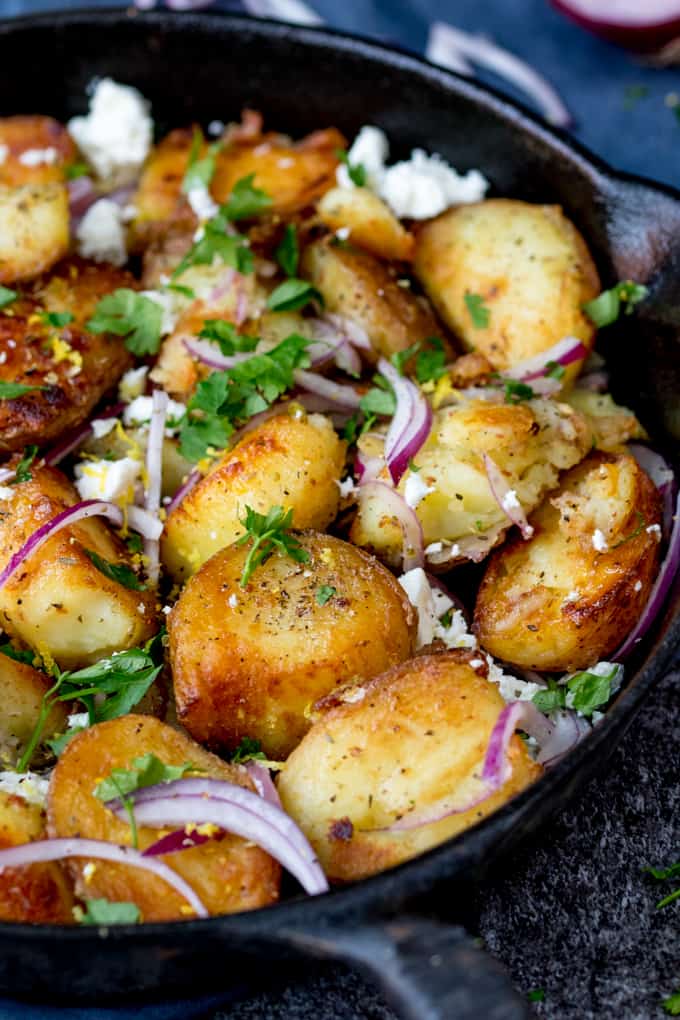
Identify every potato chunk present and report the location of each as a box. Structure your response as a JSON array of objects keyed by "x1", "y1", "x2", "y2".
[
  {"x1": 565, "y1": 388, "x2": 645, "y2": 452},
  {"x1": 474, "y1": 452, "x2": 662, "y2": 671},
  {"x1": 278, "y1": 652, "x2": 541, "y2": 882},
  {"x1": 169, "y1": 532, "x2": 416, "y2": 759},
  {"x1": 413, "y1": 200, "x2": 599, "y2": 384},
  {"x1": 0, "y1": 654, "x2": 67, "y2": 767},
  {"x1": 0, "y1": 183, "x2": 69, "y2": 284},
  {"x1": 351, "y1": 396, "x2": 592, "y2": 568},
  {"x1": 47, "y1": 715, "x2": 280, "y2": 920},
  {"x1": 317, "y1": 187, "x2": 415, "y2": 262},
  {"x1": 301, "y1": 238, "x2": 443, "y2": 362},
  {"x1": 0, "y1": 465, "x2": 156, "y2": 669},
  {"x1": 0, "y1": 116, "x2": 76, "y2": 188},
  {"x1": 162, "y1": 411, "x2": 345, "y2": 582},
  {"x1": 0, "y1": 790, "x2": 74, "y2": 923}
]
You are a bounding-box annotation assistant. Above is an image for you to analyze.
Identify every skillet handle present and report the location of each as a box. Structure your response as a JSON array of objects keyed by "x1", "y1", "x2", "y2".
[{"x1": 281, "y1": 916, "x2": 530, "y2": 1020}]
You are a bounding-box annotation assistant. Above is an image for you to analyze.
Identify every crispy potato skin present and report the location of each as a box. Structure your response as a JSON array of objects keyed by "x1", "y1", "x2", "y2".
[
  {"x1": 0, "y1": 116, "x2": 76, "y2": 188},
  {"x1": 0, "y1": 654, "x2": 67, "y2": 767},
  {"x1": 317, "y1": 187, "x2": 415, "y2": 262},
  {"x1": 0, "y1": 791, "x2": 74, "y2": 923},
  {"x1": 413, "y1": 200, "x2": 599, "y2": 383},
  {"x1": 169, "y1": 531, "x2": 416, "y2": 759},
  {"x1": 474, "y1": 452, "x2": 662, "y2": 671},
  {"x1": 278, "y1": 652, "x2": 541, "y2": 882},
  {"x1": 301, "y1": 237, "x2": 443, "y2": 362},
  {"x1": 47, "y1": 715, "x2": 280, "y2": 920},
  {"x1": 0, "y1": 465, "x2": 156, "y2": 669},
  {"x1": 0, "y1": 183, "x2": 69, "y2": 284},
  {"x1": 162, "y1": 412, "x2": 346, "y2": 582}
]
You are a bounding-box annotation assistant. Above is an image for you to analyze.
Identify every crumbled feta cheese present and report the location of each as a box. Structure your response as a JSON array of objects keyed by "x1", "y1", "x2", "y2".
[
  {"x1": 0, "y1": 486, "x2": 15, "y2": 501},
  {"x1": 187, "y1": 184, "x2": 219, "y2": 222},
  {"x1": 119, "y1": 365, "x2": 149, "y2": 403},
  {"x1": 0, "y1": 770, "x2": 49, "y2": 807},
  {"x1": 76, "y1": 198, "x2": 127, "y2": 266},
  {"x1": 337, "y1": 476, "x2": 357, "y2": 499},
  {"x1": 0, "y1": 352, "x2": 6, "y2": 364},
  {"x1": 337, "y1": 125, "x2": 389, "y2": 189},
  {"x1": 404, "y1": 472, "x2": 435, "y2": 509},
  {"x1": 469, "y1": 658, "x2": 484, "y2": 670},
  {"x1": 335, "y1": 226, "x2": 351, "y2": 241},
  {"x1": 398, "y1": 567, "x2": 476, "y2": 650},
  {"x1": 19, "y1": 147, "x2": 58, "y2": 167},
  {"x1": 162, "y1": 605, "x2": 172, "y2": 616},
  {"x1": 564, "y1": 590, "x2": 580, "y2": 604},
  {"x1": 592, "y1": 529, "x2": 608, "y2": 552},
  {"x1": 68, "y1": 78, "x2": 153, "y2": 185},
  {"x1": 425, "y1": 540, "x2": 460, "y2": 560},
  {"x1": 634, "y1": 580, "x2": 642, "y2": 592},
  {"x1": 227, "y1": 594, "x2": 238, "y2": 609},
  {"x1": 137, "y1": 602, "x2": 146, "y2": 614},
  {"x1": 67, "y1": 712, "x2": 89, "y2": 729},
  {"x1": 485, "y1": 656, "x2": 543, "y2": 703},
  {"x1": 74, "y1": 456, "x2": 142, "y2": 503},
  {"x1": 123, "y1": 395, "x2": 186, "y2": 435},
  {"x1": 208, "y1": 119, "x2": 224, "y2": 137},
  {"x1": 90, "y1": 417, "x2": 118, "y2": 439},
  {"x1": 424, "y1": 541, "x2": 443, "y2": 555},
  {"x1": 381, "y1": 150, "x2": 488, "y2": 219},
  {"x1": 0, "y1": 144, "x2": 7, "y2": 165},
  {"x1": 140, "y1": 289, "x2": 178, "y2": 336},
  {"x1": 646, "y1": 523, "x2": 662, "y2": 540},
  {"x1": 501, "y1": 488, "x2": 520, "y2": 512},
  {"x1": 591, "y1": 711, "x2": 604, "y2": 725},
  {"x1": 121, "y1": 203, "x2": 137, "y2": 223},
  {"x1": 83, "y1": 862, "x2": 97, "y2": 883}
]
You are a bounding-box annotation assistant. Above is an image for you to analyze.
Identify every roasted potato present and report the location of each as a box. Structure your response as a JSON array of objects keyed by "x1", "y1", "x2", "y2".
[
  {"x1": 278, "y1": 651, "x2": 541, "y2": 882},
  {"x1": 301, "y1": 237, "x2": 443, "y2": 362},
  {"x1": 317, "y1": 187, "x2": 415, "y2": 262},
  {"x1": 162, "y1": 411, "x2": 345, "y2": 582},
  {"x1": 47, "y1": 715, "x2": 280, "y2": 920},
  {"x1": 30, "y1": 256, "x2": 135, "y2": 330},
  {"x1": 413, "y1": 200, "x2": 600, "y2": 384},
  {"x1": 474, "y1": 451, "x2": 662, "y2": 671},
  {"x1": 0, "y1": 789, "x2": 74, "y2": 922},
  {"x1": 0, "y1": 464, "x2": 156, "y2": 669},
  {"x1": 0, "y1": 116, "x2": 76, "y2": 188},
  {"x1": 565, "y1": 388, "x2": 645, "y2": 452},
  {"x1": 169, "y1": 531, "x2": 416, "y2": 759},
  {"x1": 0, "y1": 183, "x2": 69, "y2": 284},
  {"x1": 131, "y1": 127, "x2": 196, "y2": 231},
  {"x1": 0, "y1": 653, "x2": 67, "y2": 767},
  {"x1": 351, "y1": 396, "x2": 592, "y2": 568}
]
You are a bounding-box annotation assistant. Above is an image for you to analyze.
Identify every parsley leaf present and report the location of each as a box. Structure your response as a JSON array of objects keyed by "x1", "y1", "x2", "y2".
[
  {"x1": 545, "y1": 360, "x2": 566, "y2": 381},
  {"x1": 416, "y1": 337, "x2": 448, "y2": 383},
  {"x1": 65, "y1": 161, "x2": 90, "y2": 181},
  {"x1": 464, "y1": 292, "x2": 490, "y2": 329},
  {"x1": 316, "y1": 584, "x2": 337, "y2": 606},
  {"x1": 76, "y1": 898, "x2": 141, "y2": 926},
  {"x1": 57, "y1": 646, "x2": 163, "y2": 725},
  {"x1": 0, "y1": 641, "x2": 35, "y2": 666},
  {"x1": 182, "y1": 128, "x2": 221, "y2": 194},
  {"x1": 341, "y1": 413, "x2": 359, "y2": 445},
  {"x1": 0, "y1": 381, "x2": 45, "y2": 399},
  {"x1": 41, "y1": 311, "x2": 75, "y2": 329},
  {"x1": 229, "y1": 736, "x2": 267, "y2": 764},
  {"x1": 527, "y1": 990, "x2": 545, "y2": 1003},
  {"x1": 582, "y1": 281, "x2": 648, "y2": 328},
  {"x1": 266, "y1": 279, "x2": 322, "y2": 313},
  {"x1": 46, "y1": 727, "x2": 84, "y2": 757},
  {"x1": 275, "y1": 224, "x2": 299, "y2": 278},
  {"x1": 664, "y1": 991, "x2": 680, "y2": 1016},
  {"x1": 0, "y1": 286, "x2": 17, "y2": 310},
  {"x1": 86, "y1": 289, "x2": 163, "y2": 356},
  {"x1": 336, "y1": 148, "x2": 367, "y2": 187},
  {"x1": 390, "y1": 344, "x2": 420, "y2": 376},
  {"x1": 502, "y1": 378, "x2": 534, "y2": 404},
  {"x1": 532, "y1": 679, "x2": 567, "y2": 714},
  {"x1": 94, "y1": 753, "x2": 194, "y2": 803},
  {"x1": 172, "y1": 219, "x2": 253, "y2": 279},
  {"x1": 83, "y1": 549, "x2": 146, "y2": 591},
  {"x1": 12, "y1": 444, "x2": 38, "y2": 485},
  {"x1": 237, "y1": 505, "x2": 310, "y2": 587},
  {"x1": 359, "y1": 376, "x2": 396, "y2": 418},
  {"x1": 198, "y1": 319, "x2": 258, "y2": 356},
  {"x1": 566, "y1": 666, "x2": 618, "y2": 716},
  {"x1": 221, "y1": 173, "x2": 272, "y2": 221},
  {"x1": 167, "y1": 283, "x2": 195, "y2": 299},
  {"x1": 644, "y1": 861, "x2": 680, "y2": 882}
]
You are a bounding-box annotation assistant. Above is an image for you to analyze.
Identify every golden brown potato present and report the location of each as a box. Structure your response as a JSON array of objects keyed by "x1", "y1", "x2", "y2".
[
  {"x1": 0, "y1": 653, "x2": 67, "y2": 767},
  {"x1": 162, "y1": 411, "x2": 345, "y2": 582},
  {"x1": 0, "y1": 789, "x2": 74, "y2": 923},
  {"x1": 474, "y1": 451, "x2": 662, "y2": 671},
  {"x1": 169, "y1": 531, "x2": 416, "y2": 759},
  {"x1": 0, "y1": 116, "x2": 76, "y2": 188},
  {"x1": 301, "y1": 237, "x2": 443, "y2": 362},
  {"x1": 131, "y1": 127, "x2": 195, "y2": 230},
  {"x1": 565, "y1": 388, "x2": 646, "y2": 452},
  {"x1": 317, "y1": 187, "x2": 415, "y2": 262},
  {"x1": 0, "y1": 183, "x2": 69, "y2": 284},
  {"x1": 0, "y1": 464, "x2": 156, "y2": 669},
  {"x1": 30, "y1": 256, "x2": 135, "y2": 330},
  {"x1": 47, "y1": 715, "x2": 280, "y2": 921},
  {"x1": 413, "y1": 200, "x2": 600, "y2": 384},
  {"x1": 278, "y1": 651, "x2": 541, "y2": 882},
  {"x1": 351, "y1": 396, "x2": 592, "y2": 569}
]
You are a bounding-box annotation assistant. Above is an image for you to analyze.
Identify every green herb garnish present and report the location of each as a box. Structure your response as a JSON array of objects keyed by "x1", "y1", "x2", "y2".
[
  {"x1": 83, "y1": 549, "x2": 146, "y2": 591},
  {"x1": 359, "y1": 375, "x2": 396, "y2": 419},
  {"x1": 582, "y1": 281, "x2": 648, "y2": 328},
  {"x1": 237, "y1": 505, "x2": 309, "y2": 587},
  {"x1": 336, "y1": 148, "x2": 367, "y2": 187},
  {"x1": 415, "y1": 337, "x2": 448, "y2": 383},
  {"x1": 75, "y1": 898, "x2": 141, "y2": 926},
  {"x1": 198, "y1": 320, "x2": 258, "y2": 356},
  {"x1": 182, "y1": 128, "x2": 221, "y2": 194},
  {"x1": 390, "y1": 344, "x2": 420, "y2": 376},
  {"x1": 65, "y1": 162, "x2": 90, "y2": 181},
  {"x1": 567, "y1": 665, "x2": 618, "y2": 716},
  {"x1": 275, "y1": 223, "x2": 299, "y2": 278},
  {"x1": 12, "y1": 444, "x2": 38, "y2": 485},
  {"x1": 316, "y1": 585, "x2": 336, "y2": 606},
  {"x1": 266, "y1": 279, "x2": 322, "y2": 313},
  {"x1": 464, "y1": 292, "x2": 490, "y2": 329},
  {"x1": 611, "y1": 511, "x2": 646, "y2": 549},
  {"x1": 545, "y1": 360, "x2": 566, "y2": 381},
  {"x1": 229, "y1": 736, "x2": 267, "y2": 764},
  {"x1": 532, "y1": 679, "x2": 566, "y2": 714},
  {"x1": 0, "y1": 286, "x2": 17, "y2": 310},
  {"x1": 94, "y1": 753, "x2": 193, "y2": 803},
  {"x1": 86, "y1": 289, "x2": 163, "y2": 356},
  {"x1": 41, "y1": 311, "x2": 75, "y2": 329},
  {"x1": 0, "y1": 642, "x2": 35, "y2": 666},
  {"x1": 664, "y1": 991, "x2": 680, "y2": 1016},
  {"x1": 502, "y1": 378, "x2": 534, "y2": 404},
  {"x1": 220, "y1": 173, "x2": 272, "y2": 221}
]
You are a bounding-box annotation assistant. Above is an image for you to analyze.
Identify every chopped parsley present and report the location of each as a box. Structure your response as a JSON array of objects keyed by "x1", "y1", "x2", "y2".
[
  {"x1": 40, "y1": 311, "x2": 75, "y2": 329},
  {"x1": 12, "y1": 444, "x2": 38, "y2": 485},
  {"x1": 582, "y1": 281, "x2": 648, "y2": 328},
  {"x1": 229, "y1": 736, "x2": 266, "y2": 764},
  {"x1": 0, "y1": 381, "x2": 45, "y2": 399},
  {"x1": 46, "y1": 728, "x2": 84, "y2": 758},
  {"x1": 0, "y1": 286, "x2": 17, "y2": 310},
  {"x1": 172, "y1": 216, "x2": 252, "y2": 280},
  {"x1": 336, "y1": 148, "x2": 367, "y2": 187},
  {"x1": 502, "y1": 378, "x2": 534, "y2": 404},
  {"x1": 266, "y1": 278, "x2": 322, "y2": 313},
  {"x1": 86, "y1": 289, "x2": 163, "y2": 356},
  {"x1": 83, "y1": 549, "x2": 146, "y2": 591},
  {"x1": 220, "y1": 173, "x2": 272, "y2": 221},
  {"x1": 274, "y1": 223, "x2": 299, "y2": 278},
  {"x1": 316, "y1": 585, "x2": 337, "y2": 606},
  {"x1": 167, "y1": 282, "x2": 195, "y2": 299},
  {"x1": 64, "y1": 161, "x2": 90, "y2": 181},
  {"x1": 464, "y1": 292, "x2": 490, "y2": 329},
  {"x1": 532, "y1": 666, "x2": 618, "y2": 717},
  {"x1": 532, "y1": 679, "x2": 566, "y2": 714},
  {"x1": 181, "y1": 128, "x2": 221, "y2": 193},
  {"x1": 390, "y1": 344, "x2": 420, "y2": 376},
  {"x1": 75, "y1": 898, "x2": 141, "y2": 926},
  {"x1": 94, "y1": 753, "x2": 194, "y2": 803},
  {"x1": 0, "y1": 641, "x2": 35, "y2": 666},
  {"x1": 359, "y1": 374, "x2": 396, "y2": 419},
  {"x1": 415, "y1": 337, "x2": 448, "y2": 383},
  {"x1": 236, "y1": 505, "x2": 310, "y2": 587},
  {"x1": 545, "y1": 360, "x2": 565, "y2": 381},
  {"x1": 527, "y1": 989, "x2": 545, "y2": 1003},
  {"x1": 664, "y1": 990, "x2": 680, "y2": 1015},
  {"x1": 198, "y1": 319, "x2": 258, "y2": 356}
]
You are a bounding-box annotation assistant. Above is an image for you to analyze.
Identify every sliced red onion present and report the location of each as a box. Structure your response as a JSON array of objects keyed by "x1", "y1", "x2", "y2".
[
  {"x1": 614, "y1": 489, "x2": 680, "y2": 659},
  {"x1": 483, "y1": 453, "x2": 534, "y2": 539},
  {"x1": 45, "y1": 402, "x2": 125, "y2": 467},
  {"x1": 356, "y1": 480, "x2": 424, "y2": 571},
  {"x1": 551, "y1": 0, "x2": 680, "y2": 54},
  {"x1": 293, "y1": 369, "x2": 361, "y2": 409},
  {"x1": 307, "y1": 320, "x2": 362, "y2": 377},
  {"x1": 183, "y1": 336, "x2": 251, "y2": 371},
  {"x1": 355, "y1": 449, "x2": 386, "y2": 484},
  {"x1": 425, "y1": 21, "x2": 571, "y2": 127},
  {"x1": 142, "y1": 828, "x2": 212, "y2": 856},
  {"x1": 324, "y1": 314, "x2": 371, "y2": 352},
  {"x1": 245, "y1": 761, "x2": 282, "y2": 808},
  {"x1": 503, "y1": 336, "x2": 589, "y2": 382},
  {"x1": 207, "y1": 267, "x2": 236, "y2": 305},
  {"x1": 166, "y1": 468, "x2": 202, "y2": 516},
  {"x1": 0, "y1": 837, "x2": 207, "y2": 917},
  {"x1": 67, "y1": 176, "x2": 97, "y2": 225},
  {"x1": 143, "y1": 389, "x2": 168, "y2": 586},
  {"x1": 126, "y1": 505, "x2": 164, "y2": 541},
  {"x1": 629, "y1": 443, "x2": 676, "y2": 538},
  {"x1": 378, "y1": 358, "x2": 433, "y2": 485},
  {"x1": 111, "y1": 778, "x2": 328, "y2": 895},
  {"x1": 536, "y1": 709, "x2": 591, "y2": 768}
]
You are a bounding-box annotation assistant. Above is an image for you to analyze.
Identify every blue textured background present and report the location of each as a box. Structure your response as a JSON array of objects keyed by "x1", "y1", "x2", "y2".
[{"x1": 0, "y1": 3, "x2": 678, "y2": 1018}]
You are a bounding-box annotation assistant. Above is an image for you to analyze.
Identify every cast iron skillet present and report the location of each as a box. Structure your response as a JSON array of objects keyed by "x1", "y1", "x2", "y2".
[{"x1": 0, "y1": 10, "x2": 678, "y2": 1019}]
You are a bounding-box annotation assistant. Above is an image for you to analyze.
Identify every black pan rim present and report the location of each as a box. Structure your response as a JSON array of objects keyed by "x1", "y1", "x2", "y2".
[{"x1": 0, "y1": 5, "x2": 677, "y2": 946}]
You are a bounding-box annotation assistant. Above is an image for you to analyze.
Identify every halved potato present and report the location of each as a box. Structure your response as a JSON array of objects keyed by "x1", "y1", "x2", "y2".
[
  {"x1": 162, "y1": 411, "x2": 345, "y2": 582},
  {"x1": 0, "y1": 183, "x2": 69, "y2": 284},
  {"x1": 0, "y1": 790, "x2": 74, "y2": 922},
  {"x1": 0, "y1": 464, "x2": 156, "y2": 669},
  {"x1": 0, "y1": 116, "x2": 76, "y2": 188},
  {"x1": 47, "y1": 715, "x2": 280, "y2": 920},
  {"x1": 0, "y1": 653, "x2": 67, "y2": 767},
  {"x1": 413, "y1": 200, "x2": 600, "y2": 385},
  {"x1": 474, "y1": 451, "x2": 662, "y2": 671},
  {"x1": 277, "y1": 651, "x2": 541, "y2": 882},
  {"x1": 317, "y1": 187, "x2": 415, "y2": 262},
  {"x1": 169, "y1": 531, "x2": 416, "y2": 759}
]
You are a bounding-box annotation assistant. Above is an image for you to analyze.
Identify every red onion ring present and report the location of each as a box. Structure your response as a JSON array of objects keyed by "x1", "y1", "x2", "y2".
[
  {"x1": 483, "y1": 453, "x2": 534, "y2": 539},
  {"x1": 143, "y1": 389, "x2": 168, "y2": 585},
  {"x1": 551, "y1": 0, "x2": 680, "y2": 54},
  {"x1": 425, "y1": 522, "x2": 507, "y2": 567},
  {"x1": 356, "y1": 480, "x2": 424, "y2": 571},
  {"x1": 245, "y1": 761, "x2": 282, "y2": 808},
  {"x1": 378, "y1": 359, "x2": 433, "y2": 485},
  {"x1": 293, "y1": 369, "x2": 361, "y2": 409},
  {"x1": 503, "y1": 336, "x2": 589, "y2": 383},
  {"x1": 182, "y1": 337, "x2": 251, "y2": 371},
  {"x1": 0, "y1": 837, "x2": 207, "y2": 917}
]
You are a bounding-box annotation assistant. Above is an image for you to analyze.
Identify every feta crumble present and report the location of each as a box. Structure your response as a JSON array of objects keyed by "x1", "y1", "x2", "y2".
[
  {"x1": 208, "y1": 119, "x2": 224, "y2": 137},
  {"x1": 335, "y1": 226, "x2": 351, "y2": 241},
  {"x1": 75, "y1": 456, "x2": 142, "y2": 503},
  {"x1": 227, "y1": 594, "x2": 239, "y2": 609},
  {"x1": 90, "y1": 417, "x2": 118, "y2": 439},
  {"x1": 634, "y1": 580, "x2": 642, "y2": 592},
  {"x1": 404, "y1": 472, "x2": 435, "y2": 509},
  {"x1": 485, "y1": 656, "x2": 543, "y2": 703},
  {"x1": 19, "y1": 147, "x2": 58, "y2": 167},
  {"x1": 337, "y1": 476, "x2": 357, "y2": 499},
  {"x1": 123, "y1": 395, "x2": 186, "y2": 434},
  {"x1": 398, "y1": 567, "x2": 476, "y2": 650},
  {"x1": 140, "y1": 289, "x2": 179, "y2": 336},
  {"x1": 119, "y1": 365, "x2": 149, "y2": 403},
  {"x1": 337, "y1": 125, "x2": 389, "y2": 190},
  {"x1": 592, "y1": 529, "x2": 608, "y2": 553},
  {"x1": 0, "y1": 770, "x2": 49, "y2": 808},
  {"x1": 646, "y1": 523, "x2": 662, "y2": 540},
  {"x1": 67, "y1": 712, "x2": 89, "y2": 729},
  {"x1": 0, "y1": 486, "x2": 15, "y2": 502},
  {"x1": 564, "y1": 590, "x2": 580, "y2": 604},
  {"x1": 501, "y1": 488, "x2": 520, "y2": 512},
  {"x1": 68, "y1": 78, "x2": 153, "y2": 185},
  {"x1": 76, "y1": 198, "x2": 127, "y2": 266},
  {"x1": 187, "y1": 184, "x2": 219, "y2": 223}
]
